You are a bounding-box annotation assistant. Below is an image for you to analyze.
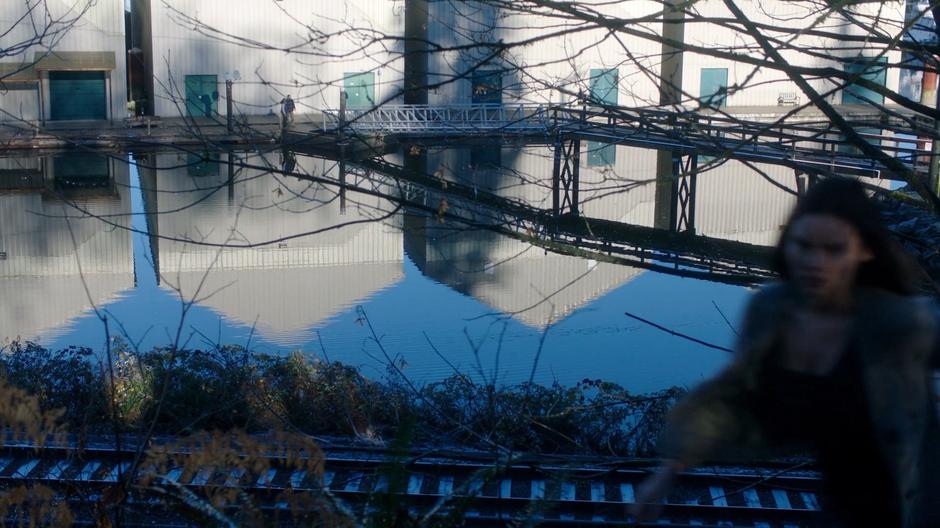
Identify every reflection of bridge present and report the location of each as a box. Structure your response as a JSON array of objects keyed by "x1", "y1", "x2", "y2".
[
  {"x1": 324, "y1": 103, "x2": 927, "y2": 180},
  {"x1": 272, "y1": 152, "x2": 774, "y2": 284}
]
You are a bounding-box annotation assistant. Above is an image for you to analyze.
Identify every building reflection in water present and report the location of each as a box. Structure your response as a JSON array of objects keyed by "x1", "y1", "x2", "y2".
[
  {"x1": 0, "y1": 144, "x2": 885, "y2": 387},
  {"x1": 0, "y1": 153, "x2": 133, "y2": 342},
  {"x1": 137, "y1": 151, "x2": 404, "y2": 346}
]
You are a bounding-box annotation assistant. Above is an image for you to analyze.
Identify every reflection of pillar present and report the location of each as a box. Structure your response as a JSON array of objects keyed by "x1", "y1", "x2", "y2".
[
  {"x1": 654, "y1": 0, "x2": 685, "y2": 230},
  {"x1": 227, "y1": 152, "x2": 235, "y2": 205},
  {"x1": 654, "y1": 152, "x2": 680, "y2": 230},
  {"x1": 136, "y1": 152, "x2": 160, "y2": 282},
  {"x1": 402, "y1": 212, "x2": 428, "y2": 267},
  {"x1": 404, "y1": 0, "x2": 429, "y2": 105}
]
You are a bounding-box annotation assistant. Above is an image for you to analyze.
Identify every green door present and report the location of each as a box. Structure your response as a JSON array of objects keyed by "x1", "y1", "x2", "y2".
[
  {"x1": 49, "y1": 71, "x2": 106, "y2": 120},
  {"x1": 843, "y1": 57, "x2": 887, "y2": 105},
  {"x1": 700, "y1": 68, "x2": 728, "y2": 107},
  {"x1": 589, "y1": 68, "x2": 618, "y2": 105},
  {"x1": 471, "y1": 70, "x2": 502, "y2": 105},
  {"x1": 344, "y1": 72, "x2": 375, "y2": 109},
  {"x1": 185, "y1": 74, "x2": 218, "y2": 117}
]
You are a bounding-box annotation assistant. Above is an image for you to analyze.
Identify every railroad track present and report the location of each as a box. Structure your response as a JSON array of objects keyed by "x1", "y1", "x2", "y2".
[{"x1": 0, "y1": 436, "x2": 824, "y2": 527}]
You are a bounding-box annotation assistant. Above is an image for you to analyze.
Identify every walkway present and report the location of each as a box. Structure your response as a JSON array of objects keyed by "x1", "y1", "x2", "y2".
[{"x1": 324, "y1": 103, "x2": 930, "y2": 179}]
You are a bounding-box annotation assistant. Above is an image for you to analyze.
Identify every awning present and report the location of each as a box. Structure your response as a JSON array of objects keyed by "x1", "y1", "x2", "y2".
[
  {"x1": 0, "y1": 63, "x2": 39, "y2": 83},
  {"x1": 32, "y1": 51, "x2": 116, "y2": 71}
]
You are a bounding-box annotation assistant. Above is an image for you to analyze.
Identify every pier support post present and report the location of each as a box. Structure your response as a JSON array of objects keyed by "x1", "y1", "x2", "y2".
[
  {"x1": 404, "y1": 0, "x2": 429, "y2": 105},
  {"x1": 551, "y1": 135, "x2": 582, "y2": 220},
  {"x1": 675, "y1": 154, "x2": 698, "y2": 233},
  {"x1": 654, "y1": 0, "x2": 686, "y2": 231},
  {"x1": 226, "y1": 80, "x2": 233, "y2": 133}
]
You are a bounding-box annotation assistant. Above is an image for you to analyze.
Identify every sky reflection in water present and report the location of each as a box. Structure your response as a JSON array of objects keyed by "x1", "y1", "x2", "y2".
[{"x1": 0, "y1": 146, "x2": 794, "y2": 393}]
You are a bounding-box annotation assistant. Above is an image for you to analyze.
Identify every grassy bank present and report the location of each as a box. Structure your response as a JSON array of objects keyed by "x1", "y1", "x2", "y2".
[{"x1": 0, "y1": 340, "x2": 682, "y2": 457}]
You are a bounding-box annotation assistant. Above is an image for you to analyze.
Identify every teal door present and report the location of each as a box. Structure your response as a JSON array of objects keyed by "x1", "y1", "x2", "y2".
[
  {"x1": 843, "y1": 57, "x2": 887, "y2": 105},
  {"x1": 185, "y1": 75, "x2": 218, "y2": 117},
  {"x1": 700, "y1": 68, "x2": 728, "y2": 107},
  {"x1": 471, "y1": 70, "x2": 501, "y2": 105},
  {"x1": 589, "y1": 68, "x2": 618, "y2": 105},
  {"x1": 586, "y1": 142, "x2": 616, "y2": 166},
  {"x1": 344, "y1": 72, "x2": 375, "y2": 109},
  {"x1": 841, "y1": 57, "x2": 887, "y2": 152},
  {"x1": 49, "y1": 71, "x2": 106, "y2": 120}
]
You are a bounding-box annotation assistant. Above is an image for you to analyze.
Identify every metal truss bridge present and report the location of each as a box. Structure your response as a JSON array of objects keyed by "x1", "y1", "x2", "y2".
[
  {"x1": 262, "y1": 149, "x2": 775, "y2": 284},
  {"x1": 323, "y1": 103, "x2": 929, "y2": 180}
]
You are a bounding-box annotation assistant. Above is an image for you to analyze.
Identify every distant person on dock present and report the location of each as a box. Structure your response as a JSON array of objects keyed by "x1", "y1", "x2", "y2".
[
  {"x1": 632, "y1": 177, "x2": 940, "y2": 527},
  {"x1": 280, "y1": 94, "x2": 295, "y2": 131}
]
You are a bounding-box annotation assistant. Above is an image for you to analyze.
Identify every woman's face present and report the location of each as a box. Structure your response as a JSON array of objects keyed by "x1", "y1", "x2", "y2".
[{"x1": 783, "y1": 213, "x2": 873, "y2": 305}]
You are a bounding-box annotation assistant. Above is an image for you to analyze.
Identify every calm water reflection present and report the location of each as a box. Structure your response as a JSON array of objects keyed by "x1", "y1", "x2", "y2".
[{"x1": 0, "y1": 145, "x2": 821, "y2": 392}]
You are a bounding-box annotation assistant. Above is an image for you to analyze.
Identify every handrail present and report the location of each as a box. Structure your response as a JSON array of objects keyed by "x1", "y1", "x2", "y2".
[{"x1": 319, "y1": 103, "x2": 929, "y2": 174}]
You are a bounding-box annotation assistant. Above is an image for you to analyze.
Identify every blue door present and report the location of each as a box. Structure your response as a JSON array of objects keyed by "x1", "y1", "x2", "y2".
[
  {"x1": 700, "y1": 68, "x2": 728, "y2": 107},
  {"x1": 185, "y1": 74, "x2": 218, "y2": 117}
]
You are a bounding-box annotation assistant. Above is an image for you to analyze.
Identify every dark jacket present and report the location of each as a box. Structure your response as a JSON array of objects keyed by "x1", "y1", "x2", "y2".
[{"x1": 660, "y1": 283, "x2": 940, "y2": 527}]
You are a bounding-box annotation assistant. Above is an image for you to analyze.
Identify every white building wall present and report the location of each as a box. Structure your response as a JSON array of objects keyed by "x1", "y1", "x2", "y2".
[
  {"x1": 426, "y1": 0, "x2": 663, "y2": 106},
  {"x1": 0, "y1": 0, "x2": 128, "y2": 122},
  {"x1": 147, "y1": 0, "x2": 405, "y2": 117},
  {"x1": 0, "y1": 157, "x2": 133, "y2": 277},
  {"x1": 0, "y1": 87, "x2": 41, "y2": 124},
  {"x1": 0, "y1": 154, "x2": 133, "y2": 342},
  {"x1": 682, "y1": 1, "x2": 905, "y2": 107},
  {"x1": 424, "y1": 0, "x2": 906, "y2": 109},
  {"x1": 145, "y1": 151, "x2": 404, "y2": 342}
]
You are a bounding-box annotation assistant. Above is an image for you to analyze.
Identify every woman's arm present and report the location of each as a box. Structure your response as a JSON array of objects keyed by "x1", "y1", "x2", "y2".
[{"x1": 630, "y1": 286, "x2": 782, "y2": 520}]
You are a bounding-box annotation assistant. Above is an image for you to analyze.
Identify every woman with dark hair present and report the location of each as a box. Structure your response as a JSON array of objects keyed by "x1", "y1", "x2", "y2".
[{"x1": 632, "y1": 177, "x2": 940, "y2": 527}]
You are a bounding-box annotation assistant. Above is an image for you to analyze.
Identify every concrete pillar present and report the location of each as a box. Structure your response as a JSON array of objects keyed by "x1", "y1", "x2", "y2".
[
  {"x1": 654, "y1": 0, "x2": 686, "y2": 230},
  {"x1": 404, "y1": 0, "x2": 429, "y2": 105}
]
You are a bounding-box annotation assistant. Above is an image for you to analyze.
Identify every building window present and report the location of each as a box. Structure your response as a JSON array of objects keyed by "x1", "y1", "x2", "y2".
[
  {"x1": 699, "y1": 68, "x2": 728, "y2": 108},
  {"x1": 589, "y1": 68, "x2": 618, "y2": 105},
  {"x1": 471, "y1": 70, "x2": 502, "y2": 105},
  {"x1": 185, "y1": 74, "x2": 218, "y2": 117},
  {"x1": 344, "y1": 72, "x2": 375, "y2": 109}
]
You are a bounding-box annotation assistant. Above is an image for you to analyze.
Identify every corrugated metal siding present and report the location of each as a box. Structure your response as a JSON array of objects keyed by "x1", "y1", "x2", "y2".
[
  {"x1": 0, "y1": 274, "x2": 132, "y2": 342},
  {"x1": 0, "y1": 0, "x2": 127, "y2": 120},
  {"x1": 145, "y1": 151, "x2": 405, "y2": 341},
  {"x1": 149, "y1": 152, "x2": 403, "y2": 272},
  {"x1": 427, "y1": 0, "x2": 662, "y2": 105},
  {"x1": 0, "y1": 87, "x2": 40, "y2": 123},
  {"x1": 414, "y1": 221, "x2": 643, "y2": 327},
  {"x1": 682, "y1": 1, "x2": 905, "y2": 107},
  {"x1": 148, "y1": 0, "x2": 404, "y2": 116},
  {"x1": 0, "y1": 158, "x2": 133, "y2": 277},
  {"x1": 160, "y1": 264, "x2": 403, "y2": 344},
  {"x1": 424, "y1": 0, "x2": 904, "y2": 108}
]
